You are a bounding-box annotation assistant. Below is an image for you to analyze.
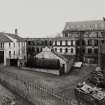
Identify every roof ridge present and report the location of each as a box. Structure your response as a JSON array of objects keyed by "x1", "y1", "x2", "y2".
[
  {"x1": 0, "y1": 33, "x2": 12, "y2": 42},
  {"x1": 52, "y1": 51, "x2": 69, "y2": 62},
  {"x1": 66, "y1": 19, "x2": 104, "y2": 23}
]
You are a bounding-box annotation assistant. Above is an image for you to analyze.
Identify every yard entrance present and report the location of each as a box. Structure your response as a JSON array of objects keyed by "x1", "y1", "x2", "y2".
[{"x1": 10, "y1": 59, "x2": 18, "y2": 66}]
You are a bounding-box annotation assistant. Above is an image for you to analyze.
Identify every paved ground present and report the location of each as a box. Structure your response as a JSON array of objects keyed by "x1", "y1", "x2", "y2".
[{"x1": 2, "y1": 64, "x2": 96, "y2": 104}]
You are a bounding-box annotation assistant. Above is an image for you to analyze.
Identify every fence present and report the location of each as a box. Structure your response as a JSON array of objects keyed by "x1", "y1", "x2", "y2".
[{"x1": 0, "y1": 69, "x2": 72, "y2": 105}]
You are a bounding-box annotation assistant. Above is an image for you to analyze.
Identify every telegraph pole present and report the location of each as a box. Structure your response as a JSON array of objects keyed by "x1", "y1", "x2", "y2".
[{"x1": 98, "y1": 31, "x2": 101, "y2": 67}]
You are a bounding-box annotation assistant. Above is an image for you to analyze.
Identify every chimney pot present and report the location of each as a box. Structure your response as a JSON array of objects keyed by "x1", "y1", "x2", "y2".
[{"x1": 15, "y1": 28, "x2": 18, "y2": 35}]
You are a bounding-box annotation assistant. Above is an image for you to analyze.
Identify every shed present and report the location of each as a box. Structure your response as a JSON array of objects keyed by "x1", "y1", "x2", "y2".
[{"x1": 35, "y1": 47, "x2": 74, "y2": 74}]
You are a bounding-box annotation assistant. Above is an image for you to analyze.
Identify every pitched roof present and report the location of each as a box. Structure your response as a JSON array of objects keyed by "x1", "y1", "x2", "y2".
[
  {"x1": 24, "y1": 38, "x2": 54, "y2": 41},
  {"x1": 64, "y1": 20, "x2": 105, "y2": 31},
  {"x1": 7, "y1": 33, "x2": 25, "y2": 42},
  {"x1": 52, "y1": 51, "x2": 74, "y2": 62},
  {"x1": 40, "y1": 47, "x2": 73, "y2": 62},
  {"x1": 0, "y1": 33, "x2": 12, "y2": 42}
]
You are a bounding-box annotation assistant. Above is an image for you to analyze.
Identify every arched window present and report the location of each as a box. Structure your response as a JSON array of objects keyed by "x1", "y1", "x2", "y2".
[{"x1": 65, "y1": 48, "x2": 68, "y2": 53}]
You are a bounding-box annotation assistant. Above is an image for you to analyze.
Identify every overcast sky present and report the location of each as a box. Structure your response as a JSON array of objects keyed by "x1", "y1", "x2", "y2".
[{"x1": 0, "y1": 0, "x2": 105, "y2": 38}]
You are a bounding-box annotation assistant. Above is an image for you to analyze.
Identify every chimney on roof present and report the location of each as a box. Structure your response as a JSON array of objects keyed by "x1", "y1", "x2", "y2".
[
  {"x1": 15, "y1": 28, "x2": 18, "y2": 35},
  {"x1": 103, "y1": 17, "x2": 105, "y2": 21}
]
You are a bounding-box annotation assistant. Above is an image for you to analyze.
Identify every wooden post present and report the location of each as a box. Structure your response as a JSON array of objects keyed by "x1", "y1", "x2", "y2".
[{"x1": 98, "y1": 31, "x2": 101, "y2": 67}]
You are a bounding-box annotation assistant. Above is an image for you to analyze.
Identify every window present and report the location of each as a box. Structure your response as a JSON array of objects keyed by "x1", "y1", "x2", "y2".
[
  {"x1": 82, "y1": 49, "x2": 85, "y2": 53},
  {"x1": 88, "y1": 40, "x2": 92, "y2": 46},
  {"x1": 65, "y1": 40, "x2": 68, "y2": 46},
  {"x1": 0, "y1": 43, "x2": 4, "y2": 48},
  {"x1": 28, "y1": 41, "x2": 31, "y2": 45},
  {"x1": 18, "y1": 50, "x2": 20, "y2": 56},
  {"x1": 65, "y1": 33, "x2": 68, "y2": 37},
  {"x1": 94, "y1": 40, "x2": 98, "y2": 46},
  {"x1": 60, "y1": 41, "x2": 62, "y2": 46},
  {"x1": 88, "y1": 48, "x2": 92, "y2": 54},
  {"x1": 9, "y1": 42, "x2": 11, "y2": 48},
  {"x1": 71, "y1": 40, "x2": 73, "y2": 46},
  {"x1": 14, "y1": 51, "x2": 15, "y2": 56},
  {"x1": 55, "y1": 48, "x2": 57, "y2": 52},
  {"x1": 55, "y1": 41, "x2": 57, "y2": 46},
  {"x1": 49, "y1": 41, "x2": 52, "y2": 46},
  {"x1": 94, "y1": 48, "x2": 98, "y2": 54},
  {"x1": 2, "y1": 42, "x2": 4, "y2": 48},
  {"x1": 40, "y1": 48, "x2": 42, "y2": 52},
  {"x1": 24, "y1": 56, "x2": 26, "y2": 60},
  {"x1": 71, "y1": 48, "x2": 73, "y2": 53},
  {"x1": 101, "y1": 40, "x2": 104, "y2": 44},
  {"x1": 45, "y1": 40, "x2": 48, "y2": 46},
  {"x1": 60, "y1": 48, "x2": 62, "y2": 53},
  {"x1": 18, "y1": 42, "x2": 20, "y2": 47},
  {"x1": 9, "y1": 51, "x2": 11, "y2": 57},
  {"x1": 14, "y1": 43, "x2": 15, "y2": 47},
  {"x1": 65, "y1": 48, "x2": 68, "y2": 53}
]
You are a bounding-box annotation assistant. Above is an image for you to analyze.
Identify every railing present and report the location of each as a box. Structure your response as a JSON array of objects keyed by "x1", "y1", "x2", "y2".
[{"x1": 0, "y1": 69, "x2": 73, "y2": 105}]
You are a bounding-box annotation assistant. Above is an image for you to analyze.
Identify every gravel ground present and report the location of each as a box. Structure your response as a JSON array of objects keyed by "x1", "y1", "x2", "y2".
[
  {"x1": 2, "y1": 64, "x2": 96, "y2": 104},
  {"x1": 0, "y1": 83, "x2": 32, "y2": 105}
]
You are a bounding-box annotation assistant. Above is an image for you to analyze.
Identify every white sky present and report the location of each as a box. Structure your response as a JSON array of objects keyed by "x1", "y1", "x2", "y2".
[{"x1": 0, "y1": 0, "x2": 105, "y2": 38}]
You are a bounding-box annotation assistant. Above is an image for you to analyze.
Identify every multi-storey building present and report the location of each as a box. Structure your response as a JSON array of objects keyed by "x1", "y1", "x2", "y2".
[
  {"x1": 52, "y1": 37, "x2": 76, "y2": 56},
  {"x1": 25, "y1": 18, "x2": 105, "y2": 64},
  {"x1": 62, "y1": 18, "x2": 105, "y2": 63},
  {"x1": 25, "y1": 38, "x2": 53, "y2": 59},
  {"x1": 0, "y1": 30, "x2": 27, "y2": 66}
]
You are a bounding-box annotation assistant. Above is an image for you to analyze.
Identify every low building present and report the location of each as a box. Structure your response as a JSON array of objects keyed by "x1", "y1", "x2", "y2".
[
  {"x1": 35, "y1": 47, "x2": 74, "y2": 75},
  {"x1": 0, "y1": 30, "x2": 27, "y2": 66}
]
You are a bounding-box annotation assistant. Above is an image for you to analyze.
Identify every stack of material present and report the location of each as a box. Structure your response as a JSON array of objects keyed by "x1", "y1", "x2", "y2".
[
  {"x1": 75, "y1": 82, "x2": 105, "y2": 105},
  {"x1": 0, "y1": 85, "x2": 16, "y2": 105},
  {"x1": 89, "y1": 70, "x2": 105, "y2": 87}
]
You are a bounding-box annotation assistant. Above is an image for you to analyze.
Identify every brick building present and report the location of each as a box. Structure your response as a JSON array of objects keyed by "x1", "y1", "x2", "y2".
[
  {"x1": 62, "y1": 18, "x2": 105, "y2": 63},
  {"x1": 25, "y1": 38, "x2": 53, "y2": 59}
]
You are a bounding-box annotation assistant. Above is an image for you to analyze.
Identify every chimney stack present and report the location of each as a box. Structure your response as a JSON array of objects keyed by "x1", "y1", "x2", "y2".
[
  {"x1": 15, "y1": 28, "x2": 18, "y2": 35},
  {"x1": 103, "y1": 17, "x2": 105, "y2": 21}
]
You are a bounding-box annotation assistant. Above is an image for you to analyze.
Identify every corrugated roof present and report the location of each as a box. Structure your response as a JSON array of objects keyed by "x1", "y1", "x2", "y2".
[
  {"x1": 0, "y1": 33, "x2": 12, "y2": 42},
  {"x1": 64, "y1": 20, "x2": 105, "y2": 31}
]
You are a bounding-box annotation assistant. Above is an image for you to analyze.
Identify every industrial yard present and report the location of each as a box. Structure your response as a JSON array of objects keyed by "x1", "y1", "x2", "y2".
[
  {"x1": 0, "y1": 64, "x2": 96, "y2": 105},
  {"x1": 0, "y1": 83, "x2": 32, "y2": 105}
]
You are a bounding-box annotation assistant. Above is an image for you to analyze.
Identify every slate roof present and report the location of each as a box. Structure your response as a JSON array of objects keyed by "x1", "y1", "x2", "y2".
[
  {"x1": 7, "y1": 33, "x2": 25, "y2": 42},
  {"x1": 64, "y1": 20, "x2": 105, "y2": 31},
  {"x1": 0, "y1": 33, "x2": 12, "y2": 42},
  {"x1": 52, "y1": 51, "x2": 74, "y2": 62}
]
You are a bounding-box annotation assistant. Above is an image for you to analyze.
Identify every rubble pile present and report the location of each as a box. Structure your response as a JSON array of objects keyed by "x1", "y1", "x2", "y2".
[{"x1": 75, "y1": 67, "x2": 105, "y2": 105}]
